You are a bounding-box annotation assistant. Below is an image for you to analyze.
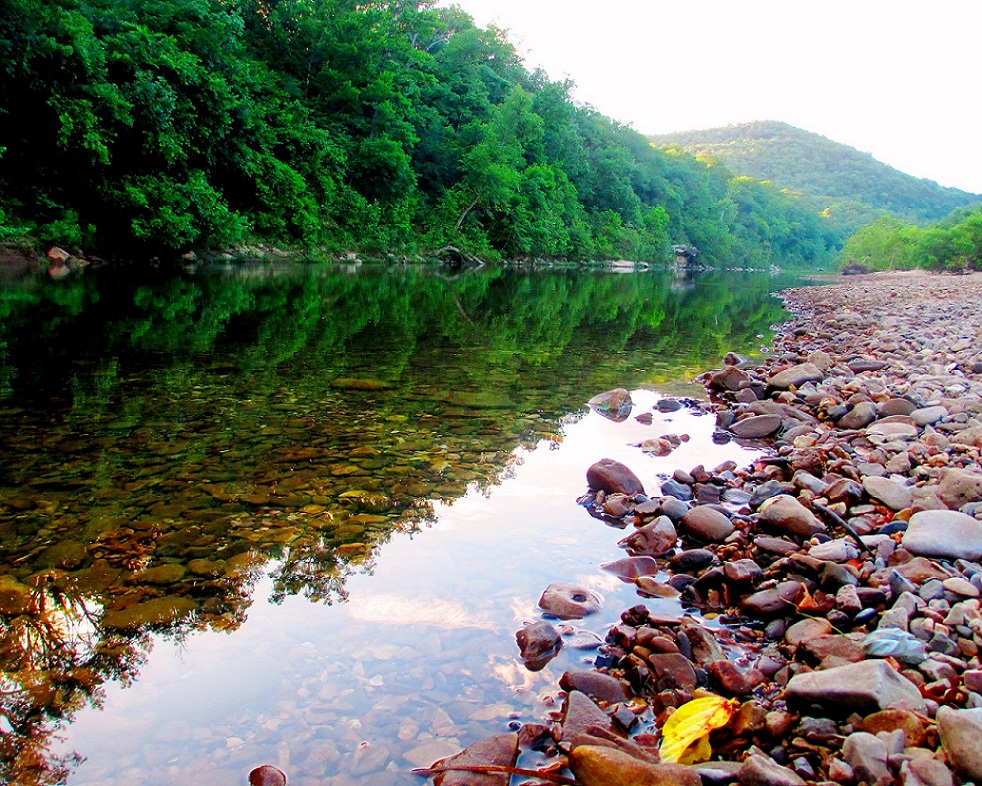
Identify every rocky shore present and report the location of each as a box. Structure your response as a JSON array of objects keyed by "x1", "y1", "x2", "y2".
[{"x1": 420, "y1": 272, "x2": 982, "y2": 786}]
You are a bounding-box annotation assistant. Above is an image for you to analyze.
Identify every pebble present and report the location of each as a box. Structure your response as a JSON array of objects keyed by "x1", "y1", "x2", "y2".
[{"x1": 439, "y1": 274, "x2": 982, "y2": 786}]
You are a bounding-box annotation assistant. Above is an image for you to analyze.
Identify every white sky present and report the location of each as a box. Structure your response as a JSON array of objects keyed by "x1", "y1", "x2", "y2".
[{"x1": 439, "y1": 0, "x2": 982, "y2": 194}]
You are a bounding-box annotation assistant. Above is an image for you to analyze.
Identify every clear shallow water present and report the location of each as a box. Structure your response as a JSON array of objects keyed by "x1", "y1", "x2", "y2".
[{"x1": 0, "y1": 263, "x2": 795, "y2": 785}]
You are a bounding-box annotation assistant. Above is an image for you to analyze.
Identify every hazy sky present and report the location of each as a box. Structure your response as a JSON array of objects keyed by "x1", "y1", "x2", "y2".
[{"x1": 438, "y1": 0, "x2": 982, "y2": 194}]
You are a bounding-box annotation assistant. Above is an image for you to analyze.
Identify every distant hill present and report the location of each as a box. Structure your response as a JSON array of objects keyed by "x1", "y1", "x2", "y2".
[{"x1": 649, "y1": 121, "x2": 982, "y2": 234}]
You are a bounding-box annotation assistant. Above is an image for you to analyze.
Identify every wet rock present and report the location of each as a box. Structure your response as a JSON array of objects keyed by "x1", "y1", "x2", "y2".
[
  {"x1": 431, "y1": 733, "x2": 519, "y2": 786},
  {"x1": 936, "y1": 706, "x2": 982, "y2": 782},
  {"x1": 618, "y1": 517, "x2": 677, "y2": 557},
  {"x1": 740, "y1": 581, "x2": 802, "y2": 617},
  {"x1": 538, "y1": 583, "x2": 602, "y2": 620},
  {"x1": 661, "y1": 479, "x2": 693, "y2": 502},
  {"x1": 680, "y1": 506, "x2": 734, "y2": 543},
  {"x1": 559, "y1": 670, "x2": 631, "y2": 705},
  {"x1": 516, "y1": 621, "x2": 561, "y2": 666},
  {"x1": 709, "y1": 660, "x2": 763, "y2": 696},
  {"x1": 136, "y1": 563, "x2": 187, "y2": 585},
  {"x1": 601, "y1": 555, "x2": 661, "y2": 580},
  {"x1": 587, "y1": 459, "x2": 645, "y2": 496},
  {"x1": 738, "y1": 752, "x2": 806, "y2": 786},
  {"x1": 560, "y1": 691, "x2": 620, "y2": 748},
  {"x1": 570, "y1": 745, "x2": 701, "y2": 786},
  {"x1": 708, "y1": 366, "x2": 750, "y2": 392},
  {"x1": 0, "y1": 575, "x2": 33, "y2": 615},
  {"x1": 101, "y1": 596, "x2": 198, "y2": 629},
  {"x1": 786, "y1": 659, "x2": 926, "y2": 714},
  {"x1": 731, "y1": 414, "x2": 782, "y2": 439},
  {"x1": 903, "y1": 510, "x2": 982, "y2": 561},
  {"x1": 758, "y1": 495, "x2": 827, "y2": 539},
  {"x1": 249, "y1": 765, "x2": 287, "y2": 786},
  {"x1": 657, "y1": 397, "x2": 684, "y2": 412},
  {"x1": 588, "y1": 388, "x2": 634, "y2": 422},
  {"x1": 645, "y1": 653, "x2": 698, "y2": 693},
  {"x1": 768, "y1": 362, "x2": 824, "y2": 390},
  {"x1": 722, "y1": 558, "x2": 763, "y2": 587},
  {"x1": 669, "y1": 549, "x2": 716, "y2": 572}
]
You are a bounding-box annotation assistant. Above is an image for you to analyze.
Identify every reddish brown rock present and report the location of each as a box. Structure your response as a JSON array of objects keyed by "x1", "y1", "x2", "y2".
[
  {"x1": 559, "y1": 670, "x2": 632, "y2": 706},
  {"x1": 587, "y1": 458, "x2": 645, "y2": 496},
  {"x1": 431, "y1": 733, "x2": 519, "y2": 786},
  {"x1": 709, "y1": 660, "x2": 765, "y2": 696},
  {"x1": 618, "y1": 517, "x2": 677, "y2": 557},
  {"x1": 571, "y1": 745, "x2": 701, "y2": 786}
]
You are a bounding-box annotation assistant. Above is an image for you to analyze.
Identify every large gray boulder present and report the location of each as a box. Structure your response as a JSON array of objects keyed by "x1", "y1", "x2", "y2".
[
  {"x1": 786, "y1": 659, "x2": 926, "y2": 714},
  {"x1": 902, "y1": 510, "x2": 982, "y2": 561}
]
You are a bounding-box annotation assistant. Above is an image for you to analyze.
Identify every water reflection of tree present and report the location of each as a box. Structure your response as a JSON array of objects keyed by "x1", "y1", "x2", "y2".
[
  {"x1": 0, "y1": 572, "x2": 144, "y2": 785},
  {"x1": 0, "y1": 264, "x2": 796, "y2": 782}
]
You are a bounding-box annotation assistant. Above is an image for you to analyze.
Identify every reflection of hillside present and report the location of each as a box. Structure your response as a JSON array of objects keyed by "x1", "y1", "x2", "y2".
[{"x1": 0, "y1": 264, "x2": 793, "y2": 782}]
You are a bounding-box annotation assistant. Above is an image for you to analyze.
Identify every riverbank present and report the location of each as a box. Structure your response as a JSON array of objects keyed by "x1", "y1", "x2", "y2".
[{"x1": 421, "y1": 271, "x2": 982, "y2": 786}]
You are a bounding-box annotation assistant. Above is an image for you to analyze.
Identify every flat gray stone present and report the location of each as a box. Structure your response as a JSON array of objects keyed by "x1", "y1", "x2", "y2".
[
  {"x1": 937, "y1": 468, "x2": 982, "y2": 509},
  {"x1": 937, "y1": 706, "x2": 982, "y2": 782},
  {"x1": 910, "y1": 405, "x2": 948, "y2": 425},
  {"x1": 838, "y1": 401, "x2": 878, "y2": 430},
  {"x1": 768, "y1": 363, "x2": 824, "y2": 390},
  {"x1": 863, "y1": 476, "x2": 913, "y2": 511},
  {"x1": 738, "y1": 753, "x2": 806, "y2": 786},
  {"x1": 902, "y1": 510, "x2": 982, "y2": 561},
  {"x1": 731, "y1": 414, "x2": 782, "y2": 439},
  {"x1": 757, "y1": 495, "x2": 827, "y2": 539},
  {"x1": 680, "y1": 506, "x2": 735, "y2": 542},
  {"x1": 786, "y1": 659, "x2": 926, "y2": 714}
]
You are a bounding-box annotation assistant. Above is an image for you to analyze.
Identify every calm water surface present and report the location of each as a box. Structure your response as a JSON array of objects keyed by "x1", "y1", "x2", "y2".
[{"x1": 0, "y1": 263, "x2": 797, "y2": 785}]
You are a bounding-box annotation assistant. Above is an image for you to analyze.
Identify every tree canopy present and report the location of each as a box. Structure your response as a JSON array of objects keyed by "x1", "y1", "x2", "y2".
[{"x1": 1, "y1": 1, "x2": 838, "y2": 267}]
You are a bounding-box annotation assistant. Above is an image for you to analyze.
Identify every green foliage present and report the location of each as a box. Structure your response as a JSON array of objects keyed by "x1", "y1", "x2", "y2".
[
  {"x1": 0, "y1": 1, "x2": 835, "y2": 266},
  {"x1": 840, "y1": 207, "x2": 982, "y2": 272},
  {"x1": 651, "y1": 121, "x2": 981, "y2": 237}
]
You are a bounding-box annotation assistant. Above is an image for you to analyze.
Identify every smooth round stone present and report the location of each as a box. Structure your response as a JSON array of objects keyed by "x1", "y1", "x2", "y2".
[
  {"x1": 669, "y1": 548, "x2": 716, "y2": 572},
  {"x1": 538, "y1": 583, "x2": 602, "y2": 620},
  {"x1": 587, "y1": 458, "x2": 644, "y2": 496},
  {"x1": 731, "y1": 414, "x2": 782, "y2": 439},
  {"x1": 661, "y1": 479, "x2": 694, "y2": 502},
  {"x1": 943, "y1": 577, "x2": 980, "y2": 598},
  {"x1": 838, "y1": 401, "x2": 878, "y2": 430},
  {"x1": 937, "y1": 707, "x2": 982, "y2": 782},
  {"x1": 680, "y1": 506, "x2": 735, "y2": 542},
  {"x1": 879, "y1": 398, "x2": 918, "y2": 417},
  {"x1": 903, "y1": 510, "x2": 982, "y2": 562},
  {"x1": 910, "y1": 405, "x2": 949, "y2": 425},
  {"x1": 867, "y1": 420, "x2": 918, "y2": 440}
]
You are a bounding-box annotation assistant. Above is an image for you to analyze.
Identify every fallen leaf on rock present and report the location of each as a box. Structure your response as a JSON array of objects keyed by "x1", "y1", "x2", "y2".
[{"x1": 659, "y1": 694, "x2": 738, "y2": 764}]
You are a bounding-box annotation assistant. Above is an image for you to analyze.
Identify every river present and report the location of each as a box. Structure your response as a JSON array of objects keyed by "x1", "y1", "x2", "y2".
[{"x1": 0, "y1": 261, "x2": 797, "y2": 785}]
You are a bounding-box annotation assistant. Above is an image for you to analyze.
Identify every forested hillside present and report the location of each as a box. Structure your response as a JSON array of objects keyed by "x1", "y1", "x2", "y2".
[
  {"x1": 841, "y1": 206, "x2": 982, "y2": 272},
  {"x1": 650, "y1": 121, "x2": 981, "y2": 235},
  {"x1": 0, "y1": 1, "x2": 837, "y2": 267}
]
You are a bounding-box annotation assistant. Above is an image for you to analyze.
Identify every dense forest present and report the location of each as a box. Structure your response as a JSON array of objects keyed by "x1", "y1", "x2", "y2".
[
  {"x1": 650, "y1": 121, "x2": 982, "y2": 236},
  {"x1": 841, "y1": 205, "x2": 982, "y2": 272},
  {"x1": 0, "y1": 0, "x2": 839, "y2": 267}
]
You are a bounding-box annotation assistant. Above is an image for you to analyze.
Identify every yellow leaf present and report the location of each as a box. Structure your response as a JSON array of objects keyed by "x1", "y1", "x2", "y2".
[{"x1": 658, "y1": 694, "x2": 738, "y2": 764}]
